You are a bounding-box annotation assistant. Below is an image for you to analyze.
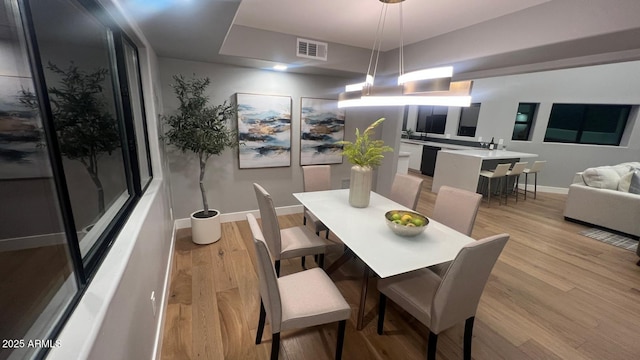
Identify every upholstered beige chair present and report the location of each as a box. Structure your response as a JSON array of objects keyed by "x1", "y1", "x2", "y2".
[
  {"x1": 505, "y1": 161, "x2": 528, "y2": 203},
  {"x1": 247, "y1": 214, "x2": 351, "y2": 360},
  {"x1": 431, "y1": 186, "x2": 482, "y2": 236},
  {"x1": 253, "y1": 183, "x2": 334, "y2": 275},
  {"x1": 302, "y1": 165, "x2": 331, "y2": 236},
  {"x1": 389, "y1": 173, "x2": 424, "y2": 210},
  {"x1": 377, "y1": 233, "x2": 509, "y2": 360},
  {"x1": 479, "y1": 163, "x2": 511, "y2": 206},
  {"x1": 523, "y1": 160, "x2": 546, "y2": 199},
  {"x1": 429, "y1": 185, "x2": 483, "y2": 277}
]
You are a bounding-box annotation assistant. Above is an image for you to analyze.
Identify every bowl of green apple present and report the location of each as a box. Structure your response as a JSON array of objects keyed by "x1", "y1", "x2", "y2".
[{"x1": 385, "y1": 210, "x2": 429, "y2": 237}]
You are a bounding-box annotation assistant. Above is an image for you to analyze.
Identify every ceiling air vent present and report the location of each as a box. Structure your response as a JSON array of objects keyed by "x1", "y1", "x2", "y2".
[{"x1": 297, "y1": 38, "x2": 327, "y2": 61}]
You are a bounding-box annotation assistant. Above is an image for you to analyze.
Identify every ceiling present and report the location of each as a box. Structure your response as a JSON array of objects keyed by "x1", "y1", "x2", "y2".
[
  {"x1": 121, "y1": 0, "x2": 640, "y2": 78},
  {"x1": 232, "y1": 0, "x2": 550, "y2": 52}
]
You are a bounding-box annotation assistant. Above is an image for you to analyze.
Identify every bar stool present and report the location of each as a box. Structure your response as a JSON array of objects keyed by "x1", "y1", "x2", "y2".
[
  {"x1": 505, "y1": 161, "x2": 528, "y2": 203},
  {"x1": 523, "y1": 161, "x2": 546, "y2": 199},
  {"x1": 479, "y1": 163, "x2": 511, "y2": 206}
]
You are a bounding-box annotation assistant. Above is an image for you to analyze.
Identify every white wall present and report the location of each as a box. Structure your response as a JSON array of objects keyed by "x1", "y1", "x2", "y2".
[
  {"x1": 159, "y1": 58, "x2": 402, "y2": 219},
  {"x1": 409, "y1": 60, "x2": 640, "y2": 188}
]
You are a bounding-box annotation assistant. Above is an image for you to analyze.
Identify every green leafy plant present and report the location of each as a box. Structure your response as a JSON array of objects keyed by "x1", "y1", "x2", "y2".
[
  {"x1": 405, "y1": 128, "x2": 414, "y2": 138},
  {"x1": 163, "y1": 74, "x2": 238, "y2": 218},
  {"x1": 338, "y1": 117, "x2": 392, "y2": 168},
  {"x1": 47, "y1": 62, "x2": 120, "y2": 215}
]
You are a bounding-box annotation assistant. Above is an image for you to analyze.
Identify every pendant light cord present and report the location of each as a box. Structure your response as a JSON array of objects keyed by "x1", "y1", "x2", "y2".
[{"x1": 366, "y1": 3, "x2": 388, "y2": 87}]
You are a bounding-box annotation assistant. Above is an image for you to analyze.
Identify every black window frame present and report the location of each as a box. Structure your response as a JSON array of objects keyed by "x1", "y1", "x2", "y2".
[
  {"x1": 512, "y1": 102, "x2": 538, "y2": 141},
  {"x1": 11, "y1": 0, "x2": 153, "y2": 357},
  {"x1": 416, "y1": 105, "x2": 448, "y2": 134},
  {"x1": 543, "y1": 103, "x2": 631, "y2": 146},
  {"x1": 457, "y1": 102, "x2": 480, "y2": 137}
]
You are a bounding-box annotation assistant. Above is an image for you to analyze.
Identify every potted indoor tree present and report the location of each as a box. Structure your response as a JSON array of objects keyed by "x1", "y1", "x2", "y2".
[
  {"x1": 46, "y1": 62, "x2": 120, "y2": 217},
  {"x1": 163, "y1": 75, "x2": 237, "y2": 244},
  {"x1": 339, "y1": 117, "x2": 392, "y2": 207}
]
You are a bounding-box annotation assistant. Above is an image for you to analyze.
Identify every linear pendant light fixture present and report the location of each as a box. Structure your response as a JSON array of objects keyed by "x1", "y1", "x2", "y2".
[{"x1": 338, "y1": 0, "x2": 473, "y2": 108}]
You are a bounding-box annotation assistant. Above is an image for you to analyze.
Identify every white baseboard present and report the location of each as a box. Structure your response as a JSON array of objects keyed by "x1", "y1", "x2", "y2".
[
  {"x1": 517, "y1": 184, "x2": 568, "y2": 195},
  {"x1": 173, "y1": 205, "x2": 304, "y2": 229}
]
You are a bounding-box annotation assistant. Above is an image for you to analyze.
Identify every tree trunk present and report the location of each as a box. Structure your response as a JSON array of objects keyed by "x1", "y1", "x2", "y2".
[
  {"x1": 87, "y1": 168, "x2": 105, "y2": 215},
  {"x1": 199, "y1": 152, "x2": 209, "y2": 217}
]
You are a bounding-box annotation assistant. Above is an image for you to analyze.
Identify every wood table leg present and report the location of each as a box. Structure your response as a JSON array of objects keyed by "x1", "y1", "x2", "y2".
[
  {"x1": 356, "y1": 265, "x2": 371, "y2": 330},
  {"x1": 325, "y1": 247, "x2": 354, "y2": 275}
]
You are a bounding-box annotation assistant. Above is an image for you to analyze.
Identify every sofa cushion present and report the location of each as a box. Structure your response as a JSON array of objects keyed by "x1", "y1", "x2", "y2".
[
  {"x1": 622, "y1": 170, "x2": 640, "y2": 194},
  {"x1": 582, "y1": 167, "x2": 621, "y2": 190}
]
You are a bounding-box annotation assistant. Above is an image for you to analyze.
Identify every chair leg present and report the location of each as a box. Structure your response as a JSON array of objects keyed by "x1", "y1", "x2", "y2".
[
  {"x1": 270, "y1": 332, "x2": 280, "y2": 360},
  {"x1": 377, "y1": 293, "x2": 387, "y2": 335},
  {"x1": 464, "y1": 316, "x2": 475, "y2": 360},
  {"x1": 326, "y1": 230, "x2": 330, "y2": 239},
  {"x1": 303, "y1": 216, "x2": 307, "y2": 225},
  {"x1": 301, "y1": 256, "x2": 306, "y2": 269},
  {"x1": 275, "y1": 260, "x2": 281, "y2": 277},
  {"x1": 336, "y1": 320, "x2": 346, "y2": 360},
  {"x1": 487, "y1": 178, "x2": 491, "y2": 207},
  {"x1": 318, "y1": 253, "x2": 325, "y2": 268},
  {"x1": 427, "y1": 331, "x2": 438, "y2": 360},
  {"x1": 524, "y1": 173, "x2": 528, "y2": 200},
  {"x1": 534, "y1": 172, "x2": 538, "y2": 199},
  {"x1": 256, "y1": 300, "x2": 266, "y2": 344}
]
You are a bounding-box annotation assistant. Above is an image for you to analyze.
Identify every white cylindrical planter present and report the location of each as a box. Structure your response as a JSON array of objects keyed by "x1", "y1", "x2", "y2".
[
  {"x1": 349, "y1": 165, "x2": 373, "y2": 208},
  {"x1": 190, "y1": 209, "x2": 221, "y2": 245}
]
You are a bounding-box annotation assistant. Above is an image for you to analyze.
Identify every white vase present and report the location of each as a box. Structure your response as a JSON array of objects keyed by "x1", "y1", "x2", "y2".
[
  {"x1": 349, "y1": 165, "x2": 373, "y2": 208},
  {"x1": 190, "y1": 209, "x2": 221, "y2": 245}
]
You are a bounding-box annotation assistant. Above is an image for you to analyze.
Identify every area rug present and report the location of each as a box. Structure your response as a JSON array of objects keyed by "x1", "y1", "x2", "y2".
[{"x1": 579, "y1": 228, "x2": 638, "y2": 252}]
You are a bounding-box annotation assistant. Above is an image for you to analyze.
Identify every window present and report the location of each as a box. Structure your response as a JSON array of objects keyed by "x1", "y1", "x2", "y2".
[
  {"x1": 416, "y1": 105, "x2": 448, "y2": 134},
  {"x1": 457, "y1": 103, "x2": 480, "y2": 137},
  {"x1": 512, "y1": 103, "x2": 537, "y2": 140},
  {"x1": 0, "y1": 0, "x2": 152, "y2": 358},
  {"x1": 544, "y1": 104, "x2": 631, "y2": 145}
]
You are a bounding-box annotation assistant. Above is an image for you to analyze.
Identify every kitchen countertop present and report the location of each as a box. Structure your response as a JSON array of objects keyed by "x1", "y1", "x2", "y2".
[{"x1": 438, "y1": 149, "x2": 538, "y2": 159}]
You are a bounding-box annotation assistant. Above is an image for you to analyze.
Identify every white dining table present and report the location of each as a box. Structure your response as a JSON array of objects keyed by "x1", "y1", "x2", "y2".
[{"x1": 293, "y1": 189, "x2": 474, "y2": 329}]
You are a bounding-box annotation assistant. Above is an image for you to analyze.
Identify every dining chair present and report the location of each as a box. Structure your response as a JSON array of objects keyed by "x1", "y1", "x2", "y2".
[
  {"x1": 429, "y1": 185, "x2": 483, "y2": 277},
  {"x1": 478, "y1": 163, "x2": 511, "y2": 206},
  {"x1": 389, "y1": 173, "x2": 424, "y2": 210},
  {"x1": 377, "y1": 233, "x2": 510, "y2": 360},
  {"x1": 253, "y1": 183, "x2": 333, "y2": 275},
  {"x1": 505, "y1": 161, "x2": 528, "y2": 203},
  {"x1": 523, "y1": 160, "x2": 546, "y2": 199},
  {"x1": 302, "y1": 165, "x2": 331, "y2": 238},
  {"x1": 301, "y1": 165, "x2": 332, "y2": 268},
  {"x1": 247, "y1": 214, "x2": 351, "y2": 360}
]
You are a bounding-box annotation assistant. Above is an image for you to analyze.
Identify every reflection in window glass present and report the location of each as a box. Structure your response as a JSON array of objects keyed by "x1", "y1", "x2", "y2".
[
  {"x1": 29, "y1": 0, "x2": 130, "y2": 258},
  {"x1": 416, "y1": 105, "x2": 447, "y2": 134},
  {"x1": 544, "y1": 104, "x2": 631, "y2": 145},
  {"x1": 0, "y1": 2, "x2": 77, "y2": 358},
  {"x1": 512, "y1": 103, "x2": 537, "y2": 141},
  {"x1": 457, "y1": 103, "x2": 480, "y2": 137},
  {"x1": 123, "y1": 38, "x2": 151, "y2": 188}
]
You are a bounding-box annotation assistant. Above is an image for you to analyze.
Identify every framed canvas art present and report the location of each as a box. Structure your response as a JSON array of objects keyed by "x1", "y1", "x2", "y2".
[
  {"x1": 236, "y1": 93, "x2": 292, "y2": 168},
  {"x1": 300, "y1": 97, "x2": 344, "y2": 165},
  {"x1": 0, "y1": 76, "x2": 51, "y2": 179}
]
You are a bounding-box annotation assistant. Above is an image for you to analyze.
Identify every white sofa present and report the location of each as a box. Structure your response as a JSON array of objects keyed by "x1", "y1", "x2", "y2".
[{"x1": 564, "y1": 162, "x2": 640, "y2": 243}]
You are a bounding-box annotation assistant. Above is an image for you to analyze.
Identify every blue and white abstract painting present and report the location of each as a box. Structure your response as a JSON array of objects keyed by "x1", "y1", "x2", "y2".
[
  {"x1": 300, "y1": 98, "x2": 344, "y2": 165},
  {"x1": 237, "y1": 93, "x2": 291, "y2": 168}
]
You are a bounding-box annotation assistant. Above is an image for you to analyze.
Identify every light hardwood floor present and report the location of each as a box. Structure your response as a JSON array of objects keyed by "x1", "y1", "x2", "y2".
[{"x1": 160, "y1": 175, "x2": 640, "y2": 359}]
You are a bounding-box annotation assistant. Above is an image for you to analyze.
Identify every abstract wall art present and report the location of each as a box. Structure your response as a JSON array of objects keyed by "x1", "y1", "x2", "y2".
[
  {"x1": 236, "y1": 93, "x2": 292, "y2": 168},
  {"x1": 299, "y1": 97, "x2": 344, "y2": 165}
]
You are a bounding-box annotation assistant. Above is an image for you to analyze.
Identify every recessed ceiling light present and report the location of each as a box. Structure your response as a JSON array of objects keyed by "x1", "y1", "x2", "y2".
[{"x1": 273, "y1": 65, "x2": 288, "y2": 71}]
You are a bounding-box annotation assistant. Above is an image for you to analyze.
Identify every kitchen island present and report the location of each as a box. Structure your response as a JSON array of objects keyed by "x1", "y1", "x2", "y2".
[{"x1": 432, "y1": 149, "x2": 538, "y2": 193}]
